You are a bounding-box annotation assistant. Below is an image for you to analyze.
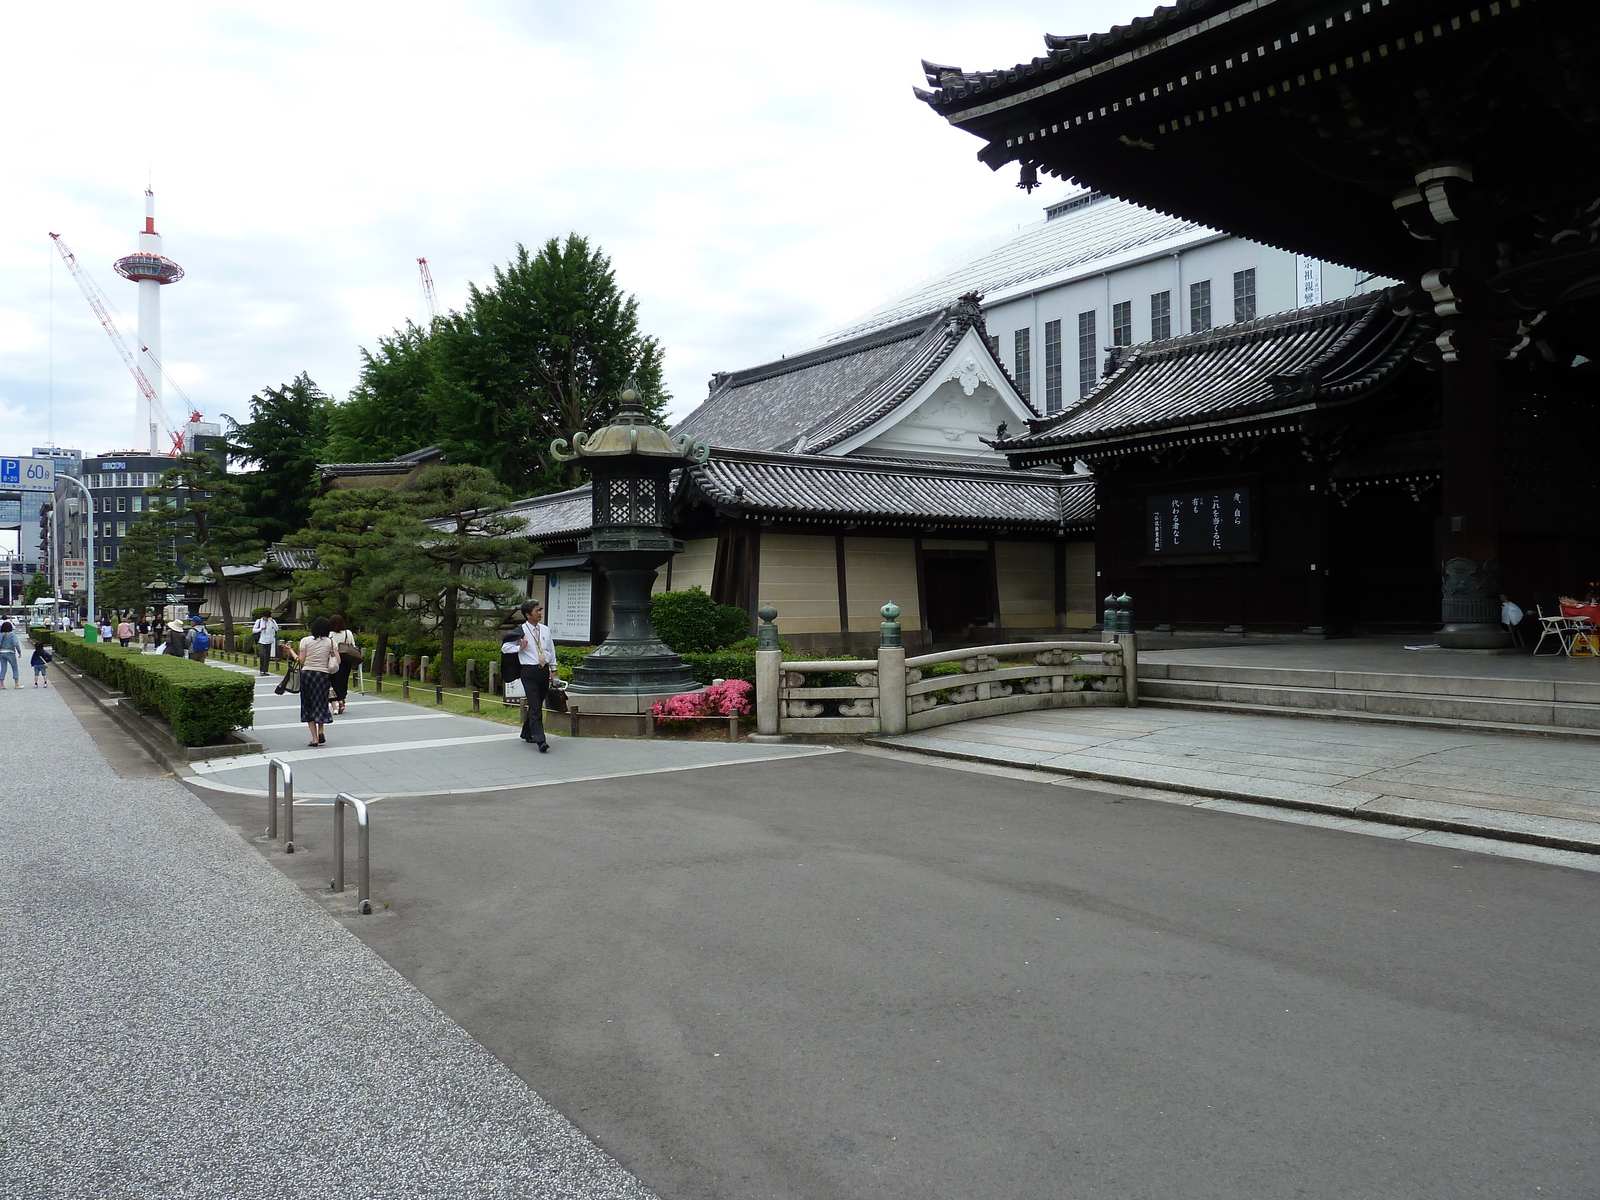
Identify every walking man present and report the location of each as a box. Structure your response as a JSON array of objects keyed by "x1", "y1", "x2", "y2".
[
  {"x1": 251, "y1": 610, "x2": 280, "y2": 675},
  {"x1": 516, "y1": 599, "x2": 557, "y2": 752}
]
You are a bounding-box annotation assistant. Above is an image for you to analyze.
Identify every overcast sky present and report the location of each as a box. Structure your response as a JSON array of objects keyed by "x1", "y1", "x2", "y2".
[{"x1": 1, "y1": 0, "x2": 1151, "y2": 459}]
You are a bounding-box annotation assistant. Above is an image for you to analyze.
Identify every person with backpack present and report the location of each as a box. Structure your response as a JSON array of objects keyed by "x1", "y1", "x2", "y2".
[
  {"x1": 185, "y1": 616, "x2": 211, "y2": 663},
  {"x1": 30, "y1": 642, "x2": 52, "y2": 686},
  {"x1": 0, "y1": 623, "x2": 20, "y2": 689}
]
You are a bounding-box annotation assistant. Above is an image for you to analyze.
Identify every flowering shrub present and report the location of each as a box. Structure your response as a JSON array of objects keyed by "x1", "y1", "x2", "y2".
[
  {"x1": 650, "y1": 679, "x2": 753, "y2": 725},
  {"x1": 652, "y1": 692, "x2": 710, "y2": 722},
  {"x1": 705, "y1": 678, "x2": 753, "y2": 716}
]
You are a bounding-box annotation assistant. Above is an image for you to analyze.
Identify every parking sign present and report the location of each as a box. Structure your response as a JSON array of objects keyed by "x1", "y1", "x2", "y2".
[{"x1": 0, "y1": 458, "x2": 57, "y2": 493}]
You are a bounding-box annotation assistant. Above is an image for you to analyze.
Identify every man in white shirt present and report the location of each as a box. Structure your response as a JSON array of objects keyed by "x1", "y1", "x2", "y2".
[
  {"x1": 516, "y1": 599, "x2": 557, "y2": 751},
  {"x1": 251, "y1": 612, "x2": 280, "y2": 676}
]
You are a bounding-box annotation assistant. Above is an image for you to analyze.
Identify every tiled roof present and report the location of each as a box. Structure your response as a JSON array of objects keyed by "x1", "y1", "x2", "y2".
[
  {"x1": 916, "y1": 0, "x2": 1226, "y2": 115},
  {"x1": 688, "y1": 449, "x2": 1094, "y2": 532},
  {"x1": 997, "y1": 293, "x2": 1418, "y2": 459},
  {"x1": 502, "y1": 484, "x2": 594, "y2": 542},
  {"x1": 317, "y1": 447, "x2": 443, "y2": 478},
  {"x1": 672, "y1": 296, "x2": 1028, "y2": 456},
  {"x1": 818, "y1": 196, "x2": 1213, "y2": 345},
  {"x1": 500, "y1": 452, "x2": 1095, "y2": 538}
]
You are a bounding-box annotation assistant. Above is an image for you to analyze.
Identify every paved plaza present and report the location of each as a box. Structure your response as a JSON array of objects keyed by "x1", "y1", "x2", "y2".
[
  {"x1": 190, "y1": 663, "x2": 831, "y2": 800},
  {"x1": 876, "y1": 702, "x2": 1600, "y2": 856}
]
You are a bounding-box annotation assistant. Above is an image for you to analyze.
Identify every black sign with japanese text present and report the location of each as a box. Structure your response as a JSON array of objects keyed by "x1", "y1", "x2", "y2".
[{"x1": 1146, "y1": 487, "x2": 1252, "y2": 556}]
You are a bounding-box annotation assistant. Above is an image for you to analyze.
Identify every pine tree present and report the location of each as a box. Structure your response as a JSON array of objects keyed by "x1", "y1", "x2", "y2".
[{"x1": 405, "y1": 464, "x2": 535, "y2": 686}]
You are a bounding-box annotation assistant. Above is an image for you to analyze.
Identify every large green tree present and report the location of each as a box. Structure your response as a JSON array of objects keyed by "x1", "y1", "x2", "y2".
[
  {"x1": 151, "y1": 453, "x2": 261, "y2": 650},
  {"x1": 328, "y1": 235, "x2": 667, "y2": 495},
  {"x1": 23, "y1": 572, "x2": 51, "y2": 605},
  {"x1": 228, "y1": 373, "x2": 334, "y2": 543},
  {"x1": 405, "y1": 464, "x2": 535, "y2": 686}
]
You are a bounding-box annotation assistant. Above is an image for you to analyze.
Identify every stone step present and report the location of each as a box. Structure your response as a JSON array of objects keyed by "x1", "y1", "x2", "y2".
[
  {"x1": 1140, "y1": 694, "x2": 1600, "y2": 742},
  {"x1": 1141, "y1": 675, "x2": 1600, "y2": 730},
  {"x1": 1139, "y1": 662, "x2": 1600, "y2": 706}
]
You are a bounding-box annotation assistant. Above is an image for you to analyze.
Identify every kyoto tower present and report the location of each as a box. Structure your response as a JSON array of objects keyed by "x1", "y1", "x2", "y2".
[{"x1": 113, "y1": 189, "x2": 184, "y2": 454}]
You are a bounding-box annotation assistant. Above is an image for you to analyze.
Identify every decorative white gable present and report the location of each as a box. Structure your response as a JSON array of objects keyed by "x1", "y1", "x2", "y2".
[{"x1": 827, "y1": 324, "x2": 1036, "y2": 464}]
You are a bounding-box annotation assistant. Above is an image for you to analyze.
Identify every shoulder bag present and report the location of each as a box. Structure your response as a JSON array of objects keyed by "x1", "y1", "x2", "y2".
[
  {"x1": 337, "y1": 634, "x2": 363, "y2": 663},
  {"x1": 275, "y1": 663, "x2": 302, "y2": 695}
]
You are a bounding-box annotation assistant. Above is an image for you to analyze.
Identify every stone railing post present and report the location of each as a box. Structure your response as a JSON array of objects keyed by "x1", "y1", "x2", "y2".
[
  {"x1": 751, "y1": 604, "x2": 785, "y2": 742},
  {"x1": 1117, "y1": 628, "x2": 1139, "y2": 708},
  {"x1": 877, "y1": 602, "x2": 906, "y2": 736}
]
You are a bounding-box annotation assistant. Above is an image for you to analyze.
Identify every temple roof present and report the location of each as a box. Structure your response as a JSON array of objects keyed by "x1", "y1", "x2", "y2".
[
  {"x1": 915, "y1": 0, "x2": 1600, "y2": 280},
  {"x1": 672, "y1": 295, "x2": 1032, "y2": 457},
  {"x1": 996, "y1": 293, "x2": 1419, "y2": 464},
  {"x1": 507, "y1": 450, "x2": 1093, "y2": 540},
  {"x1": 688, "y1": 448, "x2": 1093, "y2": 532},
  {"x1": 503, "y1": 484, "x2": 594, "y2": 542}
]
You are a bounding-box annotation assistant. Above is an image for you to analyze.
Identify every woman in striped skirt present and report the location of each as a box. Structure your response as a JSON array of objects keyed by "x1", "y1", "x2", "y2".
[{"x1": 284, "y1": 615, "x2": 336, "y2": 747}]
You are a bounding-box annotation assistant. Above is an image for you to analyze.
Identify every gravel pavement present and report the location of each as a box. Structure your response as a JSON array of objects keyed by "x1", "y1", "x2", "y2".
[{"x1": 0, "y1": 665, "x2": 657, "y2": 1199}]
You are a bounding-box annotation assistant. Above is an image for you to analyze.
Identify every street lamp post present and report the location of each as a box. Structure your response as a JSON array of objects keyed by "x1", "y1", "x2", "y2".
[{"x1": 58, "y1": 475, "x2": 94, "y2": 631}]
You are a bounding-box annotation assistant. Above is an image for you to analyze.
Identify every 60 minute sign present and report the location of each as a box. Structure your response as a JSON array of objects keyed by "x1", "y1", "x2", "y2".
[{"x1": 0, "y1": 458, "x2": 58, "y2": 493}]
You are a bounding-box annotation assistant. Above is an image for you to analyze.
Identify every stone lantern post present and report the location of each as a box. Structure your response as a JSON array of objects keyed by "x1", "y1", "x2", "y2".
[{"x1": 551, "y1": 389, "x2": 709, "y2": 734}]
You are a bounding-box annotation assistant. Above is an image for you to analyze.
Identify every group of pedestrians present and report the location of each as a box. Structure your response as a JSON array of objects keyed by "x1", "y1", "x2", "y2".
[{"x1": 0, "y1": 623, "x2": 50, "y2": 689}]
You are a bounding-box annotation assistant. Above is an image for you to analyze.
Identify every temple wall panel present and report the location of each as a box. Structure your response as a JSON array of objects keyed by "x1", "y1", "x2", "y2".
[
  {"x1": 659, "y1": 537, "x2": 717, "y2": 595},
  {"x1": 1064, "y1": 541, "x2": 1096, "y2": 628},
  {"x1": 843, "y1": 536, "x2": 922, "y2": 632},
  {"x1": 758, "y1": 533, "x2": 840, "y2": 634},
  {"x1": 996, "y1": 541, "x2": 1055, "y2": 628}
]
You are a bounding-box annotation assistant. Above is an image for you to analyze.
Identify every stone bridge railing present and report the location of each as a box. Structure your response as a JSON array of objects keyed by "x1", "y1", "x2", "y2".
[{"x1": 753, "y1": 603, "x2": 1138, "y2": 741}]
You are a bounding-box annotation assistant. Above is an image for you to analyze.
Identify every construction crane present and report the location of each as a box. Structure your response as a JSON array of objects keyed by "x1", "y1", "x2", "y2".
[
  {"x1": 418, "y1": 257, "x2": 440, "y2": 321},
  {"x1": 49, "y1": 232, "x2": 185, "y2": 454}
]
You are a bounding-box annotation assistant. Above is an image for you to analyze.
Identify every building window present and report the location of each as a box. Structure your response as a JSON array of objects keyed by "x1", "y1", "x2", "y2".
[
  {"x1": 1077, "y1": 310, "x2": 1098, "y2": 397},
  {"x1": 1043, "y1": 319, "x2": 1063, "y2": 412},
  {"x1": 1111, "y1": 301, "x2": 1132, "y2": 347},
  {"x1": 1151, "y1": 291, "x2": 1171, "y2": 340},
  {"x1": 102, "y1": 545, "x2": 112, "y2": 562},
  {"x1": 1013, "y1": 328, "x2": 1031, "y2": 401},
  {"x1": 1233, "y1": 268, "x2": 1257, "y2": 323},
  {"x1": 1190, "y1": 280, "x2": 1212, "y2": 332},
  {"x1": 116, "y1": 496, "x2": 127, "y2": 513},
  {"x1": 117, "y1": 522, "x2": 127, "y2": 537},
  {"x1": 132, "y1": 495, "x2": 143, "y2": 512}
]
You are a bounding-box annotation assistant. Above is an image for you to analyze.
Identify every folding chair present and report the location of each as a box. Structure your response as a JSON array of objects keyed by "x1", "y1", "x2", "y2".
[{"x1": 1532, "y1": 605, "x2": 1579, "y2": 656}]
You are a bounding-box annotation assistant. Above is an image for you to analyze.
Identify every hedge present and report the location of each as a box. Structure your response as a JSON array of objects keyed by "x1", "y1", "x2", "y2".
[
  {"x1": 51, "y1": 637, "x2": 254, "y2": 745},
  {"x1": 27, "y1": 626, "x2": 52, "y2": 649}
]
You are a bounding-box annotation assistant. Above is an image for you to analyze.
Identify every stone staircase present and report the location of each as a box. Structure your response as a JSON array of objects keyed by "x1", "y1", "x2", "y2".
[{"x1": 1138, "y1": 661, "x2": 1600, "y2": 740}]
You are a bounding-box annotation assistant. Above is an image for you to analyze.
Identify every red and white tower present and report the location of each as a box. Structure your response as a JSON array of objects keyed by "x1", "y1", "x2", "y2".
[{"x1": 113, "y1": 190, "x2": 184, "y2": 454}]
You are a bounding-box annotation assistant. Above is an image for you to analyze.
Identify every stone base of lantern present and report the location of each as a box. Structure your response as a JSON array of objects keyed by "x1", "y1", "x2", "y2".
[{"x1": 560, "y1": 689, "x2": 703, "y2": 739}]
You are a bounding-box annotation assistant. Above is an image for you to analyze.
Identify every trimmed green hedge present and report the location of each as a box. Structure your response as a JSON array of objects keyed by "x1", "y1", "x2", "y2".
[
  {"x1": 27, "y1": 626, "x2": 52, "y2": 649},
  {"x1": 52, "y1": 637, "x2": 254, "y2": 745}
]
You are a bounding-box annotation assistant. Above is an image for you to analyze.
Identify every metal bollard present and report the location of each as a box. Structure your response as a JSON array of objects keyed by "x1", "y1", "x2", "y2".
[
  {"x1": 266, "y1": 757, "x2": 296, "y2": 852},
  {"x1": 330, "y1": 793, "x2": 373, "y2": 915},
  {"x1": 435, "y1": 682, "x2": 443, "y2": 705},
  {"x1": 472, "y1": 688, "x2": 480, "y2": 713}
]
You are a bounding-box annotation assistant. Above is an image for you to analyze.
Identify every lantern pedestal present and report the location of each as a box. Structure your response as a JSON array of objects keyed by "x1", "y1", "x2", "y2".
[{"x1": 566, "y1": 551, "x2": 699, "y2": 697}]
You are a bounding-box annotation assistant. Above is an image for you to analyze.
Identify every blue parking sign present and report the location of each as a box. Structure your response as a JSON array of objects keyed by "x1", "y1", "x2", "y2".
[{"x1": 0, "y1": 460, "x2": 16, "y2": 486}]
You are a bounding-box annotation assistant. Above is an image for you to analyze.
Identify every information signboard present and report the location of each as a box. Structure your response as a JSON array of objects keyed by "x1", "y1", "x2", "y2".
[
  {"x1": 546, "y1": 571, "x2": 593, "y2": 641},
  {"x1": 0, "y1": 457, "x2": 57, "y2": 493},
  {"x1": 1146, "y1": 487, "x2": 1253, "y2": 556},
  {"x1": 62, "y1": 559, "x2": 88, "y2": 592}
]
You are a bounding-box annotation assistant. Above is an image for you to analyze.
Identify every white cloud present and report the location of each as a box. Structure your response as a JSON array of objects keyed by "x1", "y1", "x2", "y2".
[{"x1": 0, "y1": 0, "x2": 1152, "y2": 456}]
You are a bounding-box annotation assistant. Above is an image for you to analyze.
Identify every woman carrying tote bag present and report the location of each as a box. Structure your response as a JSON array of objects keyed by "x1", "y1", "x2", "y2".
[
  {"x1": 283, "y1": 616, "x2": 337, "y2": 747},
  {"x1": 327, "y1": 613, "x2": 360, "y2": 715}
]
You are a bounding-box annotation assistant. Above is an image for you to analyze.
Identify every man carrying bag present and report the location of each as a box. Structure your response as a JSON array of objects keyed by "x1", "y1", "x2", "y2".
[
  {"x1": 515, "y1": 599, "x2": 557, "y2": 752},
  {"x1": 251, "y1": 611, "x2": 280, "y2": 676}
]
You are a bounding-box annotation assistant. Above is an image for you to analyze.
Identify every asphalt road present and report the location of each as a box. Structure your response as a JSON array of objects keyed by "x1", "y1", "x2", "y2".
[{"x1": 194, "y1": 750, "x2": 1600, "y2": 1200}]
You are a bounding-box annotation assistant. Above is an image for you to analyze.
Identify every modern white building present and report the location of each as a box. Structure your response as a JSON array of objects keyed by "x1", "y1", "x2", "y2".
[{"x1": 820, "y1": 191, "x2": 1387, "y2": 421}]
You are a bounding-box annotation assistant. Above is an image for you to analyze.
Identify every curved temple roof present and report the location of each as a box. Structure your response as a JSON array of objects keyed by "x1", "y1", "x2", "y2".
[{"x1": 996, "y1": 293, "x2": 1419, "y2": 464}]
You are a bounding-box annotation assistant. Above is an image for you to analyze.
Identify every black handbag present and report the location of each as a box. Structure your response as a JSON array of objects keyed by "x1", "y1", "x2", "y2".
[{"x1": 275, "y1": 664, "x2": 302, "y2": 695}]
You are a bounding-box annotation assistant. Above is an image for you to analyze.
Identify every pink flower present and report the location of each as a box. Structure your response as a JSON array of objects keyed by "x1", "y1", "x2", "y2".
[{"x1": 704, "y1": 678, "x2": 753, "y2": 716}]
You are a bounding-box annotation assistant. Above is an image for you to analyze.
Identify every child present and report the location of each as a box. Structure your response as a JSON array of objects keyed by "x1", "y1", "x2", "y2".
[{"x1": 30, "y1": 644, "x2": 52, "y2": 687}]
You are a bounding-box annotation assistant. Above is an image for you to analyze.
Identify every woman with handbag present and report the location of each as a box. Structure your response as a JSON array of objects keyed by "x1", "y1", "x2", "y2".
[
  {"x1": 282, "y1": 616, "x2": 336, "y2": 747},
  {"x1": 327, "y1": 613, "x2": 360, "y2": 715}
]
